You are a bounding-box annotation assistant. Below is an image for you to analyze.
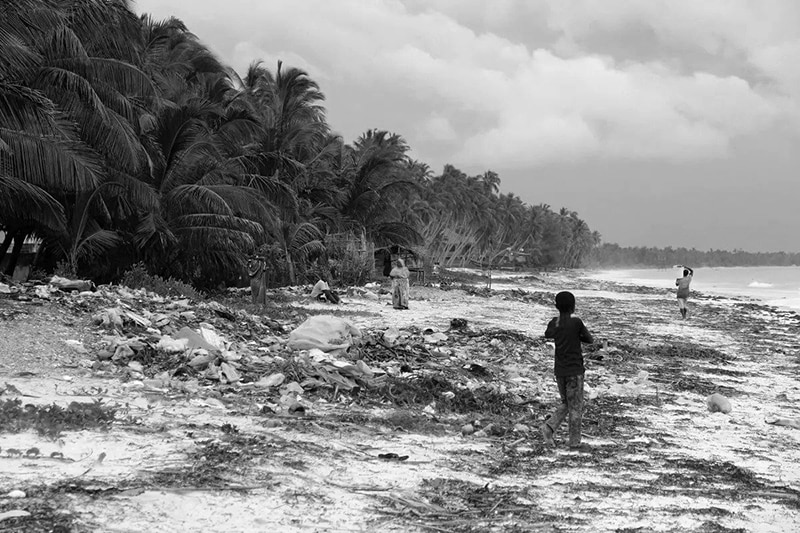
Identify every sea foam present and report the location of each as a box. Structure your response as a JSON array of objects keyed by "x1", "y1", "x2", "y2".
[{"x1": 748, "y1": 281, "x2": 773, "y2": 288}]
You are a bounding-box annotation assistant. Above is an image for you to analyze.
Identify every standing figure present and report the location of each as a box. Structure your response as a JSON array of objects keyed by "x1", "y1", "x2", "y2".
[
  {"x1": 382, "y1": 250, "x2": 393, "y2": 277},
  {"x1": 247, "y1": 255, "x2": 267, "y2": 305},
  {"x1": 542, "y1": 291, "x2": 594, "y2": 450},
  {"x1": 389, "y1": 258, "x2": 410, "y2": 310},
  {"x1": 675, "y1": 265, "x2": 694, "y2": 319}
]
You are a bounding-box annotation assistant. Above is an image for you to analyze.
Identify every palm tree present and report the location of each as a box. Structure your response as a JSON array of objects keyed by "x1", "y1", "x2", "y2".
[
  {"x1": 337, "y1": 130, "x2": 421, "y2": 248},
  {"x1": 0, "y1": 0, "x2": 150, "y2": 276}
]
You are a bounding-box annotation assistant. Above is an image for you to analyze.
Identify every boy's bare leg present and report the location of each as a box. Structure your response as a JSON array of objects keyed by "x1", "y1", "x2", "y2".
[
  {"x1": 566, "y1": 375, "x2": 584, "y2": 447},
  {"x1": 542, "y1": 377, "x2": 569, "y2": 445}
]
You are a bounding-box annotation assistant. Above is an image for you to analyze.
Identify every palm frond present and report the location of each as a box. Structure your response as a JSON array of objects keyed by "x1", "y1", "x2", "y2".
[
  {"x1": 0, "y1": 127, "x2": 101, "y2": 190},
  {"x1": 0, "y1": 81, "x2": 60, "y2": 135},
  {"x1": 239, "y1": 174, "x2": 298, "y2": 211},
  {"x1": 204, "y1": 184, "x2": 273, "y2": 221},
  {"x1": 35, "y1": 66, "x2": 105, "y2": 113},
  {"x1": 172, "y1": 223, "x2": 257, "y2": 251},
  {"x1": 74, "y1": 228, "x2": 122, "y2": 264},
  {"x1": 67, "y1": 0, "x2": 143, "y2": 63},
  {"x1": 88, "y1": 57, "x2": 155, "y2": 97},
  {"x1": 166, "y1": 184, "x2": 233, "y2": 216},
  {"x1": 0, "y1": 175, "x2": 65, "y2": 229},
  {"x1": 107, "y1": 169, "x2": 159, "y2": 211},
  {"x1": 133, "y1": 212, "x2": 176, "y2": 251},
  {"x1": 172, "y1": 213, "x2": 264, "y2": 237},
  {"x1": 42, "y1": 24, "x2": 90, "y2": 66},
  {"x1": 0, "y1": 27, "x2": 42, "y2": 79}
]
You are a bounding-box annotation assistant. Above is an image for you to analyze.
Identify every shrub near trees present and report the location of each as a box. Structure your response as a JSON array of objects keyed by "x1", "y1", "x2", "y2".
[{"x1": 0, "y1": 0, "x2": 600, "y2": 289}]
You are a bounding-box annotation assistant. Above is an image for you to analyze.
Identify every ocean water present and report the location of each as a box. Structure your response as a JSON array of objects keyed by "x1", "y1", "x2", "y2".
[{"x1": 587, "y1": 266, "x2": 800, "y2": 311}]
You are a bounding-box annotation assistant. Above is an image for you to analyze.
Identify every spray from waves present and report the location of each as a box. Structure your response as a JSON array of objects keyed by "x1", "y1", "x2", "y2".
[{"x1": 748, "y1": 281, "x2": 773, "y2": 288}]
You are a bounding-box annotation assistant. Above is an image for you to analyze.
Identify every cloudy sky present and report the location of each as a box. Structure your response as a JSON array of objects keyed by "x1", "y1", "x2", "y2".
[{"x1": 134, "y1": 0, "x2": 800, "y2": 252}]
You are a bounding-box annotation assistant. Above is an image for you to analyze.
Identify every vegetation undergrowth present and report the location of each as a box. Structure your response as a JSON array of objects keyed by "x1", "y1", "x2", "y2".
[{"x1": 121, "y1": 263, "x2": 203, "y2": 300}]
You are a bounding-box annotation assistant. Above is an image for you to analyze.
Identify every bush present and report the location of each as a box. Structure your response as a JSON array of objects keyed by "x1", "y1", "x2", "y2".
[
  {"x1": 327, "y1": 242, "x2": 373, "y2": 286},
  {"x1": 121, "y1": 263, "x2": 203, "y2": 300}
]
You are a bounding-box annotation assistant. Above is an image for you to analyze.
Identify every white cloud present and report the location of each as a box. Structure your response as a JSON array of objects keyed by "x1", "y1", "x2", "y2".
[
  {"x1": 417, "y1": 114, "x2": 457, "y2": 143},
  {"x1": 134, "y1": 0, "x2": 798, "y2": 169}
]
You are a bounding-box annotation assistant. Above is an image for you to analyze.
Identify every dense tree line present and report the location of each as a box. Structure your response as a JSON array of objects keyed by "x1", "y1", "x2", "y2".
[
  {"x1": 1, "y1": 0, "x2": 599, "y2": 288},
  {"x1": 590, "y1": 244, "x2": 800, "y2": 268}
]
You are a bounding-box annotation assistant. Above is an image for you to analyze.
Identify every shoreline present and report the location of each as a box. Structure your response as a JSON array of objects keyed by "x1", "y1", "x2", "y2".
[
  {"x1": 1, "y1": 274, "x2": 799, "y2": 531},
  {"x1": 581, "y1": 265, "x2": 800, "y2": 313}
]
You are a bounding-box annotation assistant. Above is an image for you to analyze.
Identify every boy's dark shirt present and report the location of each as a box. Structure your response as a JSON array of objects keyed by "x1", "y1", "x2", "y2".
[{"x1": 544, "y1": 316, "x2": 594, "y2": 377}]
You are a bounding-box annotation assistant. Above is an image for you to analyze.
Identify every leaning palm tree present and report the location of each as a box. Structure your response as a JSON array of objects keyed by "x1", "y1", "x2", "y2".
[{"x1": 337, "y1": 129, "x2": 422, "y2": 248}]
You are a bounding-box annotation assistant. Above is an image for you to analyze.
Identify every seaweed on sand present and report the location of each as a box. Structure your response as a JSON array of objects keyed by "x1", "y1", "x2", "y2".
[
  {"x1": 377, "y1": 478, "x2": 561, "y2": 532},
  {"x1": 377, "y1": 374, "x2": 529, "y2": 416},
  {"x1": 655, "y1": 458, "x2": 762, "y2": 489},
  {"x1": 0, "y1": 398, "x2": 116, "y2": 438},
  {"x1": 0, "y1": 487, "x2": 75, "y2": 533}
]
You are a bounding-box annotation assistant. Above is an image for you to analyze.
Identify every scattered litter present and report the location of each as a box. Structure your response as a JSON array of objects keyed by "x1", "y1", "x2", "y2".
[
  {"x1": 707, "y1": 393, "x2": 732, "y2": 414},
  {"x1": 0, "y1": 510, "x2": 31, "y2": 521},
  {"x1": 49, "y1": 276, "x2": 96, "y2": 292},
  {"x1": 254, "y1": 373, "x2": 285, "y2": 388},
  {"x1": 288, "y1": 315, "x2": 362, "y2": 355},
  {"x1": 766, "y1": 418, "x2": 800, "y2": 429},
  {"x1": 377, "y1": 453, "x2": 409, "y2": 461}
]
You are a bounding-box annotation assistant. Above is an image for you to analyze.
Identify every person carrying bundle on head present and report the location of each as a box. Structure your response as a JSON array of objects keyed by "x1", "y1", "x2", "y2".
[{"x1": 674, "y1": 265, "x2": 694, "y2": 319}]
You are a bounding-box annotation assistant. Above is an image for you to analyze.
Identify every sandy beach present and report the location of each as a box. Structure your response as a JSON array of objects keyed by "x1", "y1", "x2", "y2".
[{"x1": 1, "y1": 271, "x2": 799, "y2": 532}]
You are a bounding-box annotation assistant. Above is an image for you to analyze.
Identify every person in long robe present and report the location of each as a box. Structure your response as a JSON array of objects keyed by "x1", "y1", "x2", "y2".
[
  {"x1": 247, "y1": 256, "x2": 267, "y2": 305},
  {"x1": 389, "y1": 258, "x2": 410, "y2": 309}
]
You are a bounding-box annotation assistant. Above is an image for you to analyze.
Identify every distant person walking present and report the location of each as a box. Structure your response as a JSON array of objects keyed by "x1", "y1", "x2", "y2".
[
  {"x1": 542, "y1": 291, "x2": 594, "y2": 450},
  {"x1": 675, "y1": 265, "x2": 694, "y2": 319},
  {"x1": 389, "y1": 258, "x2": 410, "y2": 309}
]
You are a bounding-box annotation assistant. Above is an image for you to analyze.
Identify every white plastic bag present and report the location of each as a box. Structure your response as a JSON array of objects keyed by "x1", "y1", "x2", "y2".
[{"x1": 287, "y1": 315, "x2": 362, "y2": 355}]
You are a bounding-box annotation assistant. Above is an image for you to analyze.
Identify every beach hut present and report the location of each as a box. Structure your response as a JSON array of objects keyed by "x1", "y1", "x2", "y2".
[{"x1": 373, "y1": 245, "x2": 427, "y2": 283}]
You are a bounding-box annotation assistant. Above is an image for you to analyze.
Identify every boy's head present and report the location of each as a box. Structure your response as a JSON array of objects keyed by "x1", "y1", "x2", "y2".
[
  {"x1": 683, "y1": 269, "x2": 690, "y2": 277},
  {"x1": 555, "y1": 291, "x2": 576, "y2": 314}
]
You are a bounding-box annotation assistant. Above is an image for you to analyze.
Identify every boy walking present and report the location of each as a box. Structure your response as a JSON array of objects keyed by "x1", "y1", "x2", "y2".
[{"x1": 542, "y1": 291, "x2": 594, "y2": 450}]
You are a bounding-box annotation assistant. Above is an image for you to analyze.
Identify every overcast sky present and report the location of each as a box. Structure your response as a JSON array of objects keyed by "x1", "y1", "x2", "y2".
[{"x1": 134, "y1": 0, "x2": 800, "y2": 252}]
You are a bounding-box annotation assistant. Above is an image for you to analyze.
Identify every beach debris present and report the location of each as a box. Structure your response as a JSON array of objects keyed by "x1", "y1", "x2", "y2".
[
  {"x1": 174, "y1": 326, "x2": 221, "y2": 353},
  {"x1": 64, "y1": 339, "x2": 89, "y2": 354},
  {"x1": 0, "y1": 510, "x2": 31, "y2": 522},
  {"x1": 287, "y1": 315, "x2": 362, "y2": 355},
  {"x1": 92, "y1": 307, "x2": 124, "y2": 331},
  {"x1": 378, "y1": 453, "x2": 409, "y2": 461},
  {"x1": 156, "y1": 335, "x2": 189, "y2": 353},
  {"x1": 707, "y1": 393, "x2": 732, "y2": 414},
  {"x1": 254, "y1": 373, "x2": 286, "y2": 388},
  {"x1": 5, "y1": 490, "x2": 26, "y2": 498},
  {"x1": 590, "y1": 370, "x2": 654, "y2": 398},
  {"x1": 422, "y1": 329, "x2": 448, "y2": 344},
  {"x1": 766, "y1": 418, "x2": 800, "y2": 429},
  {"x1": 0, "y1": 283, "x2": 18, "y2": 297},
  {"x1": 297, "y1": 349, "x2": 384, "y2": 391},
  {"x1": 49, "y1": 275, "x2": 96, "y2": 292},
  {"x1": 449, "y1": 318, "x2": 468, "y2": 330},
  {"x1": 383, "y1": 326, "x2": 402, "y2": 345}
]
